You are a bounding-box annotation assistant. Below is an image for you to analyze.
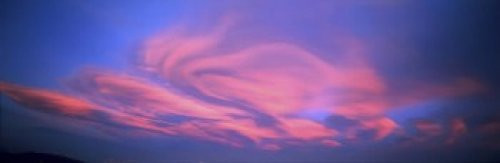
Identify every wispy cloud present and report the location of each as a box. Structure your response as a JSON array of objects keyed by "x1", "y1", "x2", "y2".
[{"x1": 0, "y1": 17, "x2": 484, "y2": 150}]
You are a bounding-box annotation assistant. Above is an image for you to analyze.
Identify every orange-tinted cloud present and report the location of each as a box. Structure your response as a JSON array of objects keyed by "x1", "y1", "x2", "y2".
[{"x1": 0, "y1": 82, "x2": 94, "y2": 116}]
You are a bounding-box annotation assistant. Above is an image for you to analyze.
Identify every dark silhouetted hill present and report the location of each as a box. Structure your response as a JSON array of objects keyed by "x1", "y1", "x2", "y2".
[{"x1": 0, "y1": 151, "x2": 83, "y2": 163}]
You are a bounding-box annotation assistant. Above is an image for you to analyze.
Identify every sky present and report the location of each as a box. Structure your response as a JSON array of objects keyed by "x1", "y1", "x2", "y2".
[{"x1": 1, "y1": 0, "x2": 499, "y2": 162}]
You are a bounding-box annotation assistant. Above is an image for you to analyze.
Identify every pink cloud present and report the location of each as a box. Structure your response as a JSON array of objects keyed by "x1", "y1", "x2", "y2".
[
  {"x1": 479, "y1": 121, "x2": 500, "y2": 134},
  {"x1": 0, "y1": 82, "x2": 95, "y2": 116},
  {"x1": 446, "y1": 118, "x2": 467, "y2": 145},
  {"x1": 477, "y1": 120, "x2": 500, "y2": 149},
  {"x1": 0, "y1": 17, "x2": 486, "y2": 150},
  {"x1": 415, "y1": 120, "x2": 443, "y2": 137},
  {"x1": 321, "y1": 139, "x2": 341, "y2": 147}
]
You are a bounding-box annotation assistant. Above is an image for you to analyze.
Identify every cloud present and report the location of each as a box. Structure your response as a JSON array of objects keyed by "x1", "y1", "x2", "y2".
[
  {"x1": 415, "y1": 120, "x2": 443, "y2": 137},
  {"x1": 478, "y1": 120, "x2": 500, "y2": 149},
  {"x1": 137, "y1": 17, "x2": 398, "y2": 141},
  {"x1": 446, "y1": 118, "x2": 467, "y2": 145},
  {"x1": 0, "y1": 82, "x2": 95, "y2": 116},
  {"x1": 0, "y1": 16, "x2": 485, "y2": 150}
]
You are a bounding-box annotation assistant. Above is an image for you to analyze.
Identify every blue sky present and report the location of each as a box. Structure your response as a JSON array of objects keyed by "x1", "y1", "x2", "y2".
[{"x1": 1, "y1": 0, "x2": 500, "y2": 162}]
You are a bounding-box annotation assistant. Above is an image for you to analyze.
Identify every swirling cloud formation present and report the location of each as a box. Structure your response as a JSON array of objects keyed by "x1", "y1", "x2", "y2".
[{"x1": 0, "y1": 18, "x2": 483, "y2": 150}]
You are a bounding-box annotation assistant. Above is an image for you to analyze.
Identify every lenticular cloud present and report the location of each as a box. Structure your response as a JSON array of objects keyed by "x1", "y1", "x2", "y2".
[{"x1": 0, "y1": 18, "x2": 483, "y2": 150}]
